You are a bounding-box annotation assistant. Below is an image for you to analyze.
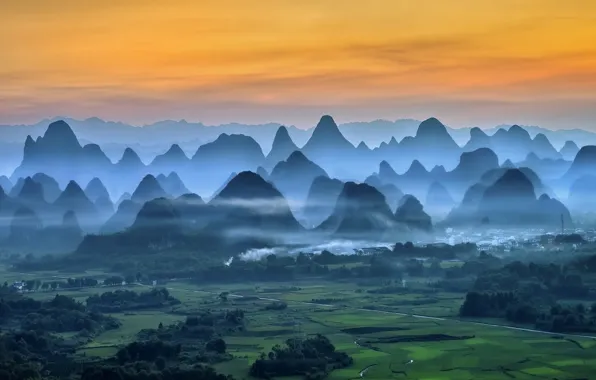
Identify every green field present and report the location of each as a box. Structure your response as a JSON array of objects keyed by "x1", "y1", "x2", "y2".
[{"x1": 3, "y1": 267, "x2": 596, "y2": 379}]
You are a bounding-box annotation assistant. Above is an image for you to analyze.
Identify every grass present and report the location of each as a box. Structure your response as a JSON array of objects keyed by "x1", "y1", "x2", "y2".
[{"x1": 2, "y1": 264, "x2": 596, "y2": 379}]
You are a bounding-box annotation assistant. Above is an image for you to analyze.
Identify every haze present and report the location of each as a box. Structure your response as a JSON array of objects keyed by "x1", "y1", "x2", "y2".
[{"x1": 2, "y1": 0, "x2": 596, "y2": 129}]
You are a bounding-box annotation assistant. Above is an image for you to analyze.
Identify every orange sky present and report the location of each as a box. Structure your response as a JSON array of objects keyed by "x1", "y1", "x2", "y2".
[{"x1": 1, "y1": 0, "x2": 596, "y2": 129}]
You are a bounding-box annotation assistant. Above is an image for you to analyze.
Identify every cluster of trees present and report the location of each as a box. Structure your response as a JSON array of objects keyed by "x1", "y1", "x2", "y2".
[
  {"x1": 137, "y1": 310, "x2": 245, "y2": 365},
  {"x1": 86, "y1": 288, "x2": 180, "y2": 312},
  {"x1": 535, "y1": 303, "x2": 596, "y2": 333},
  {"x1": 249, "y1": 334, "x2": 353, "y2": 379},
  {"x1": 460, "y1": 291, "x2": 596, "y2": 333},
  {"x1": 472, "y1": 261, "x2": 590, "y2": 298},
  {"x1": 0, "y1": 294, "x2": 120, "y2": 334},
  {"x1": 390, "y1": 242, "x2": 477, "y2": 260},
  {"x1": 80, "y1": 364, "x2": 235, "y2": 380}
]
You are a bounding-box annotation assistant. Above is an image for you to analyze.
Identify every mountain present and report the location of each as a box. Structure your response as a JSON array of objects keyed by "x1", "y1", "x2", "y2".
[
  {"x1": 12, "y1": 120, "x2": 102, "y2": 185},
  {"x1": 15, "y1": 177, "x2": 46, "y2": 205},
  {"x1": 269, "y1": 151, "x2": 328, "y2": 203},
  {"x1": 100, "y1": 200, "x2": 142, "y2": 234},
  {"x1": 53, "y1": 180, "x2": 98, "y2": 230},
  {"x1": 398, "y1": 160, "x2": 433, "y2": 199},
  {"x1": 111, "y1": 147, "x2": 147, "y2": 197},
  {"x1": 94, "y1": 195, "x2": 115, "y2": 220},
  {"x1": 516, "y1": 153, "x2": 571, "y2": 180},
  {"x1": 501, "y1": 159, "x2": 515, "y2": 168},
  {"x1": 480, "y1": 167, "x2": 552, "y2": 197},
  {"x1": 0, "y1": 176, "x2": 12, "y2": 193},
  {"x1": 256, "y1": 166, "x2": 269, "y2": 180},
  {"x1": 532, "y1": 133, "x2": 560, "y2": 159},
  {"x1": 85, "y1": 177, "x2": 111, "y2": 202},
  {"x1": 378, "y1": 161, "x2": 400, "y2": 185},
  {"x1": 560, "y1": 141, "x2": 579, "y2": 161},
  {"x1": 376, "y1": 183, "x2": 404, "y2": 213},
  {"x1": 398, "y1": 118, "x2": 461, "y2": 170},
  {"x1": 131, "y1": 197, "x2": 182, "y2": 230},
  {"x1": 463, "y1": 127, "x2": 491, "y2": 152},
  {"x1": 425, "y1": 182, "x2": 455, "y2": 218},
  {"x1": 191, "y1": 134, "x2": 265, "y2": 196},
  {"x1": 301, "y1": 115, "x2": 358, "y2": 178},
  {"x1": 303, "y1": 176, "x2": 344, "y2": 228},
  {"x1": 477, "y1": 169, "x2": 568, "y2": 227},
  {"x1": 131, "y1": 174, "x2": 168, "y2": 204},
  {"x1": 149, "y1": 144, "x2": 189, "y2": 174},
  {"x1": 394, "y1": 195, "x2": 433, "y2": 232},
  {"x1": 567, "y1": 175, "x2": 596, "y2": 213},
  {"x1": 156, "y1": 172, "x2": 190, "y2": 198},
  {"x1": 8, "y1": 206, "x2": 42, "y2": 245},
  {"x1": 31, "y1": 173, "x2": 62, "y2": 203},
  {"x1": 116, "y1": 147, "x2": 145, "y2": 171},
  {"x1": 443, "y1": 183, "x2": 488, "y2": 226},
  {"x1": 562, "y1": 145, "x2": 596, "y2": 183},
  {"x1": 264, "y1": 126, "x2": 299, "y2": 171},
  {"x1": 445, "y1": 148, "x2": 499, "y2": 200},
  {"x1": 318, "y1": 182, "x2": 396, "y2": 238},
  {"x1": 450, "y1": 148, "x2": 499, "y2": 183},
  {"x1": 207, "y1": 171, "x2": 303, "y2": 236},
  {"x1": 172, "y1": 193, "x2": 206, "y2": 226}
]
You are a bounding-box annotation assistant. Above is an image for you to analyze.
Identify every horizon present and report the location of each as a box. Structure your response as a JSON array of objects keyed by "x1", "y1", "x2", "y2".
[
  {"x1": 0, "y1": 114, "x2": 580, "y2": 134},
  {"x1": 2, "y1": 1, "x2": 596, "y2": 130}
]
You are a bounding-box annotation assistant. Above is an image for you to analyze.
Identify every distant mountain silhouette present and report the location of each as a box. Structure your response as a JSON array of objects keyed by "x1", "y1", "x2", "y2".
[
  {"x1": 395, "y1": 195, "x2": 433, "y2": 232},
  {"x1": 398, "y1": 118, "x2": 460, "y2": 170},
  {"x1": 562, "y1": 145, "x2": 596, "y2": 183},
  {"x1": 149, "y1": 144, "x2": 189, "y2": 174},
  {"x1": 477, "y1": 169, "x2": 570, "y2": 227},
  {"x1": 94, "y1": 195, "x2": 115, "y2": 221},
  {"x1": 501, "y1": 159, "x2": 516, "y2": 168},
  {"x1": 172, "y1": 193, "x2": 206, "y2": 226},
  {"x1": 463, "y1": 127, "x2": 490, "y2": 152},
  {"x1": 13, "y1": 120, "x2": 111, "y2": 186},
  {"x1": 303, "y1": 176, "x2": 344, "y2": 228},
  {"x1": 53, "y1": 180, "x2": 98, "y2": 230},
  {"x1": 15, "y1": 177, "x2": 46, "y2": 205},
  {"x1": 131, "y1": 197, "x2": 182, "y2": 230},
  {"x1": 131, "y1": 174, "x2": 168, "y2": 204},
  {"x1": 465, "y1": 125, "x2": 560, "y2": 162},
  {"x1": 516, "y1": 153, "x2": 571, "y2": 180},
  {"x1": 269, "y1": 151, "x2": 328, "y2": 203},
  {"x1": 425, "y1": 182, "x2": 455, "y2": 218},
  {"x1": 0, "y1": 176, "x2": 11, "y2": 193},
  {"x1": 264, "y1": 126, "x2": 299, "y2": 171},
  {"x1": 8, "y1": 206, "x2": 42, "y2": 245},
  {"x1": 445, "y1": 148, "x2": 499, "y2": 200},
  {"x1": 206, "y1": 171, "x2": 303, "y2": 235},
  {"x1": 376, "y1": 183, "x2": 404, "y2": 212},
  {"x1": 301, "y1": 115, "x2": 357, "y2": 177},
  {"x1": 318, "y1": 182, "x2": 396, "y2": 238},
  {"x1": 191, "y1": 133, "x2": 265, "y2": 196},
  {"x1": 256, "y1": 166, "x2": 269, "y2": 180},
  {"x1": 378, "y1": 161, "x2": 400, "y2": 185},
  {"x1": 156, "y1": 172, "x2": 190, "y2": 198},
  {"x1": 32, "y1": 173, "x2": 62, "y2": 202},
  {"x1": 85, "y1": 177, "x2": 110, "y2": 202},
  {"x1": 568, "y1": 175, "x2": 596, "y2": 213},
  {"x1": 560, "y1": 141, "x2": 579, "y2": 161},
  {"x1": 100, "y1": 199, "x2": 142, "y2": 234}
]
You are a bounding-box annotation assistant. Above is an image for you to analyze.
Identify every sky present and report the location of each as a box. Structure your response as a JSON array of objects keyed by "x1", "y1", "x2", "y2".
[{"x1": 1, "y1": 0, "x2": 596, "y2": 130}]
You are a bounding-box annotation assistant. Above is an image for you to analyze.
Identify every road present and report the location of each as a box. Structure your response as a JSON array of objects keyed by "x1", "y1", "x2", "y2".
[{"x1": 144, "y1": 283, "x2": 596, "y2": 341}]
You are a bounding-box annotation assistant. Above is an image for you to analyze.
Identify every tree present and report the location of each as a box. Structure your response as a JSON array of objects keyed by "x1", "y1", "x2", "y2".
[
  {"x1": 206, "y1": 338, "x2": 227, "y2": 354},
  {"x1": 218, "y1": 292, "x2": 229, "y2": 303},
  {"x1": 25, "y1": 280, "x2": 36, "y2": 291}
]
